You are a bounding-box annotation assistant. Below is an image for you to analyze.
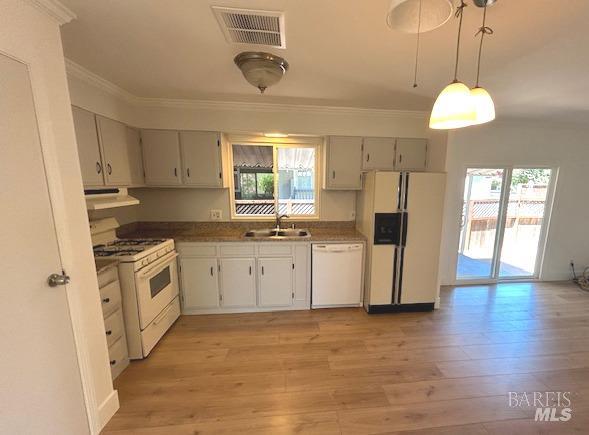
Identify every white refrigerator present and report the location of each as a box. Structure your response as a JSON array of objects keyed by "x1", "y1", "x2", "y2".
[{"x1": 356, "y1": 171, "x2": 446, "y2": 313}]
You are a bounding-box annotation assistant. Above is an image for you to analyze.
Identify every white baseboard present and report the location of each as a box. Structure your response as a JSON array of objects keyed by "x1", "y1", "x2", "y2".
[{"x1": 97, "y1": 389, "x2": 119, "y2": 433}]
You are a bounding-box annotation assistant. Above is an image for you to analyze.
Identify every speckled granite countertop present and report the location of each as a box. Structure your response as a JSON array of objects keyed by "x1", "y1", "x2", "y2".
[
  {"x1": 94, "y1": 258, "x2": 119, "y2": 274},
  {"x1": 118, "y1": 221, "x2": 366, "y2": 243}
]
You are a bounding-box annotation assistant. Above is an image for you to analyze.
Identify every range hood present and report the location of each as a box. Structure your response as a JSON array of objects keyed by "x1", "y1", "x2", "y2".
[{"x1": 85, "y1": 188, "x2": 139, "y2": 210}]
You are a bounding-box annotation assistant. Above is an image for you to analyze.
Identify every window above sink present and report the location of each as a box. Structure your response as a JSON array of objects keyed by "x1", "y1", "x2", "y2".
[{"x1": 230, "y1": 141, "x2": 319, "y2": 220}]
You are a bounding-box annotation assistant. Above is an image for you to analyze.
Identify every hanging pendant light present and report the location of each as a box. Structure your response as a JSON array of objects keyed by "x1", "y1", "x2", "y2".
[
  {"x1": 470, "y1": 2, "x2": 496, "y2": 125},
  {"x1": 429, "y1": 0, "x2": 476, "y2": 129}
]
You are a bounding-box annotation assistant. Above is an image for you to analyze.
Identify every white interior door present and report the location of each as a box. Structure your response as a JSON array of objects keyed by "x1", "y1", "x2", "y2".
[{"x1": 0, "y1": 54, "x2": 88, "y2": 434}]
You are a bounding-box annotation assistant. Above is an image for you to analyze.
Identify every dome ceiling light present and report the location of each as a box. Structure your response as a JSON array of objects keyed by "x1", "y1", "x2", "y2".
[
  {"x1": 387, "y1": 0, "x2": 453, "y2": 88},
  {"x1": 386, "y1": 0, "x2": 453, "y2": 33},
  {"x1": 234, "y1": 51, "x2": 289, "y2": 94}
]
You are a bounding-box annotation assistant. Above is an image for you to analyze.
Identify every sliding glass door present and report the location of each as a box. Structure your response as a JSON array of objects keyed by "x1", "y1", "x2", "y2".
[{"x1": 456, "y1": 167, "x2": 554, "y2": 282}]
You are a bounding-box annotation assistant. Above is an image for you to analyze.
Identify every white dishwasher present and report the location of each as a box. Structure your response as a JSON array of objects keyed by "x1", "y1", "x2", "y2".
[{"x1": 312, "y1": 243, "x2": 363, "y2": 308}]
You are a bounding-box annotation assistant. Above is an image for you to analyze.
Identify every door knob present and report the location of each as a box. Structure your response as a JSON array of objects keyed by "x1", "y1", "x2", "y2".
[{"x1": 47, "y1": 272, "x2": 70, "y2": 287}]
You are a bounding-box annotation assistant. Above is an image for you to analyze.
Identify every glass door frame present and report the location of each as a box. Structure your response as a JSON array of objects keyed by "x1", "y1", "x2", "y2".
[{"x1": 454, "y1": 165, "x2": 558, "y2": 285}]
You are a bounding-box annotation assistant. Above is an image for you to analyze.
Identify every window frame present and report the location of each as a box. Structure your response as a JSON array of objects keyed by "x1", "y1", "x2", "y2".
[{"x1": 229, "y1": 139, "x2": 321, "y2": 221}]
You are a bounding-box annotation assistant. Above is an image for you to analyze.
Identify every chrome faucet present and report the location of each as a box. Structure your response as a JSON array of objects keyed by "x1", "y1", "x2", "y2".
[{"x1": 275, "y1": 213, "x2": 289, "y2": 230}]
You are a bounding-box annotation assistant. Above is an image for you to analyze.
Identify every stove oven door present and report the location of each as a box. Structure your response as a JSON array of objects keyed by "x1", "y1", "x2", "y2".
[{"x1": 135, "y1": 251, "x2": 179, "y2": 329}]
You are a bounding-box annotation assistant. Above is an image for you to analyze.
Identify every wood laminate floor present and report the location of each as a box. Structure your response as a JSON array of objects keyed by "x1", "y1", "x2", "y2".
[{"x1": 103, "y1": 282, "x2": 589, "y2": 434}]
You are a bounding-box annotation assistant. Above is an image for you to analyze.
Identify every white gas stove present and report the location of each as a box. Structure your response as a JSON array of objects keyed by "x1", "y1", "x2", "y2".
[
  {"x1": 91, "y1": 218, "x2": 180, "y2": 359},
  {"x1": 93, "y1": 238, "x2": 175, "y2": 268}
]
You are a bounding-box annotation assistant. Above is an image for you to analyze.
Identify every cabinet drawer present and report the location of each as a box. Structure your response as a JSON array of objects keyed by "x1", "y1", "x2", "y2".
[
  {"x1": 100, "y1": 280, "x2": 122, "y2": 318},
  {"x1": 141, "y1": 297, "x2": 180, "y2": 356},
  {"x1": 97, "y1": 267, "x2": 118, "y2": 288},
  {"x1": 177, "y1": 244, "x2": 217, "y2": 257},
  {"x1": 257, "y1": 243, "x2": 292, "y2": 256},
  {"x1": 219, "y1": 244, "x2": 255, "y2": 257},
  {"x1": 108, "y1": 337, "x2": 129, "y2": 380},
  {"x1": 104, "y1": 308, "x2": 125, "y2": 347}
]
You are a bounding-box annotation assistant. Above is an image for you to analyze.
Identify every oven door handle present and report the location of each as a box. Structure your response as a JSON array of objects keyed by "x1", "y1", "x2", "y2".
[{"x1": 138, "y1": 252, "x2": 178, "y2": 279}]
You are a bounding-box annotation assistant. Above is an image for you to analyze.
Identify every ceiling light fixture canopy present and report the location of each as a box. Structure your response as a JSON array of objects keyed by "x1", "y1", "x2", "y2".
[
  {"x1": 429, "y1": 0, "x2": 475, "y2": 129},
  {"x1": 387, "y1": 0, "x2": 453, "y2": 33},
  {"x1": 234, "y1": 51, "x2": 289, "y2": 94}
]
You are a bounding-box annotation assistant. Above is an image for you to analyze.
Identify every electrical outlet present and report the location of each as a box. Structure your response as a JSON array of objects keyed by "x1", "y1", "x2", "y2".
[
  {"x1": 350, "y1": 210, "x2": 356, "y2": 219},
  {"x1": 210, "y1": 209, "x2": 222, "y2": 221}
]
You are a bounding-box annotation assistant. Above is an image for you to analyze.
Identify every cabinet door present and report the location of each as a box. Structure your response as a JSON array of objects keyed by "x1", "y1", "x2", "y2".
[
  {"x1": 96, "y1": 116, "x2": 133, "y2": 186},
  {"x1": 325, "y1": 136, "x2": 362, "y2": 190},
  {"x1": 180, "y1": 257, "x2": 219, "y2": 309},
  {"x1": 395, "y1": 138, "x2": 428, "y2": 171},
  {"x1": 141, "y1": 130, "x2": 182, "y2": 185},
  {"x1": 180, "y1": 131, "x2": 222, "y2": 187},
  {"x1": 362, "y1": 137, "x2": 395, "y2": 170},
  {"x1": 71, "y1": 106, "x2": 104, "y2": 186},
  {"x1": 220, "y1": 258, "x2": 256, "y2": 307},
  {"x1": 258, "y1": 257, "x2": 293, "y2": 307},
  {"x1": 126, "y1": 127, "x2": 144, "y2": 186}
]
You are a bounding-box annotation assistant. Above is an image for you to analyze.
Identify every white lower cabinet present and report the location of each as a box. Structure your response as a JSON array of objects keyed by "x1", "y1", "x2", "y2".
[
  {"x1": 220, "y1": 258, "x2": 256, "y2": 307},
  {"x1": 259, "y1": 257, "x2": 293, "y2": 307},
  {"x1": 180, "y1": 257, "x2": 219, "y2": 309},
  {"x1": 177, "y1": 242, "x2": 310, "y2": 314}
]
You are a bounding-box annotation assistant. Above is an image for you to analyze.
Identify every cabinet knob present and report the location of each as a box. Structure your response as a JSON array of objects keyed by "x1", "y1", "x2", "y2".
[
  {"x1": 105, "y1": 330, "x2": 112, "y2": 336},
  {"x1": 110, "y1": 360, "x2": 116, "y2": 366},
  {"x1": 107, "y1": 163, "x2": 112, "y2": 175},
  {"x1": 187, "y1": 168, "x2": 190, "y2": 177},
  {"x1": 367, "y1": 153, "x2": 370, "y2": 162},
  {"x1": 96, "y1": 162, "x2": 102, "y2": 174},
  {"x1": 332, "y1": 170, "x2": 336, "y2": 179},
  {"x1": 102, "y1": 297, "x2": 110, "y2": 304},
  {"x1": 210, "y1": 266, "x2": 214, "y2": 276},
  {"x1": 174, "y1": 167, "x2": 178, "y2": 177}
]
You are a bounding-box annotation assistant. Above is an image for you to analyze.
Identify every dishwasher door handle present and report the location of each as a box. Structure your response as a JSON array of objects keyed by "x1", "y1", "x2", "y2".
[{"x1": 313, "y1": 244, "x2": 362, "y2": 253}]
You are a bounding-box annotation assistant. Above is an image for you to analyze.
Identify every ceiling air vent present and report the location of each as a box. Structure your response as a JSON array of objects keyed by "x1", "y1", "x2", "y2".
[{"x1": 212, "y1": 7, "x2": 285, "y2": 49}]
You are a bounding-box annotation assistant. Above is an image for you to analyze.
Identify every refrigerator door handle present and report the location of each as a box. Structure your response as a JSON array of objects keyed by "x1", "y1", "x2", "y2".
[{"x1": 400, "y1": 211, "x2": 409, "y2": 247}]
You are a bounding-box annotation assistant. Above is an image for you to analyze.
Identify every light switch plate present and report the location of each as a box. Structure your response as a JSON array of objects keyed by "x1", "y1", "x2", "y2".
[{"x1": 210, "y1": 209, "x2": 222, "y2": 221}]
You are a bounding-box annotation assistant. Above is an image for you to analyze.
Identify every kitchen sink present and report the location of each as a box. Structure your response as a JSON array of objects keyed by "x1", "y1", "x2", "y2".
[{"x1": 244, "y1": 228, "x2": 311, "y2": 238}]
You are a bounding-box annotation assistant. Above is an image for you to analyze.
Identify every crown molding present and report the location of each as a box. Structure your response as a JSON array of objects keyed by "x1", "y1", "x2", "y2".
[
  {"x1": 27, "y1": 0, "x2": 76, "y2": 25},
  {"x1": 65, "y1": 59, "x2": 137, "y2": 103},
  {"x1": 65, "y1": 58, "x2": 429, "y2": 120}
]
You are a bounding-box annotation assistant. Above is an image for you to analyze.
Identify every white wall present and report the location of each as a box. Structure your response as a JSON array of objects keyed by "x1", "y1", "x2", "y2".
[
  {"x1": 68, "y1": 73, "x2": 447, "y2": 223},
  {"x1": 439, "y1": 120, "x2": 589, "y2": 284},
  {"x1": 1, "y1": 1, "x2": 116, "y2": 433}
]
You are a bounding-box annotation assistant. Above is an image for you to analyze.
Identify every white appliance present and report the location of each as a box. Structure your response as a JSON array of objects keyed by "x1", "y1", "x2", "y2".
[
  {"x1": 356, "y1": 171, "x2": 446, "y2": 313},
  {"x1": 91, "y1": 218, "x2": 180, "y2": 359},
  {"x1": 312, "y1": 244, "x2": 363, "y2": 308}
]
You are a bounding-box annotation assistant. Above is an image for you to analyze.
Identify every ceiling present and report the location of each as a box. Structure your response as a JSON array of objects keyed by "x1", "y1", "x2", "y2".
[{"x1": 60, "y1": 0, "x2": 589, "y2": 122}]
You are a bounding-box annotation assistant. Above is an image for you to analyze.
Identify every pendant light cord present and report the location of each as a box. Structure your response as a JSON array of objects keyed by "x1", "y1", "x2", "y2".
[
  {"x1": 453, "y1": 0, "x2": 468, "y2": 82},
  {"x1": 475, "y1": 6, "x2": 493, "y2": 87},
  {"x1": 412, "y1": 0, "x2": 423, "y2": 88}
]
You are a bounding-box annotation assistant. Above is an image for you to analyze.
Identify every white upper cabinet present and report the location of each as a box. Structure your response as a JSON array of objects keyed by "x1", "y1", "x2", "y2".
[
  {"x1": 126, "y1": 127, "x2": 144, "y2": 186},
  {"x1": 72, "y1": 106, "x2": 104, "y2": 187},
  {"x1": 258, "y1": 257, "x2": 293, "y2": 307},
  {"x1": 96, "y1": 116, "x2": 133, "y2": 186},
  {"x1": 179, "y1": 131, "x2": 223, "y2": 187},
  {"x1": 395, "y1": 138, "x2": 428, "y2": 171},
  {"x1": 219, "y1": 258, "x2": 256, "y2": 308},
  {"x1": 141, "y1": 130, "x2": 182, "y2": 186},
  {"x1": 324, "y1": 136, "x2": 363, "y2": 190},
  {"x1": 362, "y1": 137, "x2": 395, "y2": 171}
]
